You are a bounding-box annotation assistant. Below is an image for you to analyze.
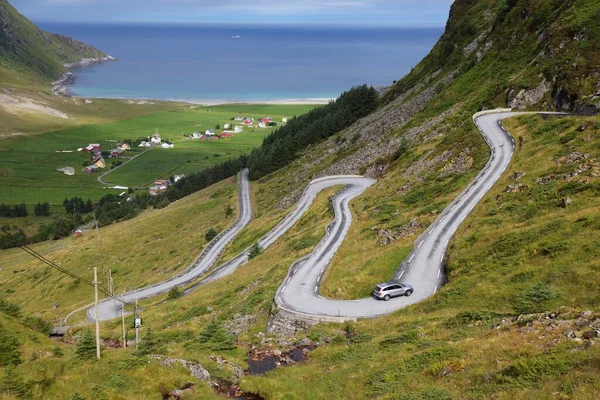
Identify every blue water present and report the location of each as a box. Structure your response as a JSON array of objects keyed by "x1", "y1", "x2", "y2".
[{"x1": 39, "y1": 23, "x2": 443, "y2": 102}]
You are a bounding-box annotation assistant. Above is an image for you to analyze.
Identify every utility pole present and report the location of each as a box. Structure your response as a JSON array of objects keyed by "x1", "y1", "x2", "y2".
[
  {"x1": 109, "y1": 269, "x2": 115, "y2": 318},
  {"x1": 93, "y1": 267, "x2": 101, "y2": 360},
  {"x1": 121, "y1": 292, "x2": 127, "y2": 348},
  {"x1": 135, "y1": 298, "x2": 139, "y2": 348},
  {"x1": 92, "y1": 203, "x2": 106, "y2": 291}
]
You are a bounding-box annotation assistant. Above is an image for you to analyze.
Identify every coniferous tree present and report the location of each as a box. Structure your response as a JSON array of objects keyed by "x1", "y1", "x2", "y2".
[
  {"x1": 74, "y1": 329, "x2": 98, "y2": 361},
  {"x1": 0, "y1": 365, "x2": 29, "y2": 398},
  {"x1": 0, "y1": 325, "x2": 21, "y2": 367},
  {"x1": 135, "y1": 327, "x2": 163, "y2": 356}
]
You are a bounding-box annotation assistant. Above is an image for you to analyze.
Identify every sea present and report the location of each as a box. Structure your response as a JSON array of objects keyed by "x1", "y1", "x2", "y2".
[{"x1": 39, "y1": 22, "x2": 443, "y2": 103}]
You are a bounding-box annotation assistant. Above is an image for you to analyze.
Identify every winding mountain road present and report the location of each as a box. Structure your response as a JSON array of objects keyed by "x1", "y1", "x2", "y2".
[
  {"x1": 88, "y1": 169, "x2": 253, "y2": 321},
  {"x1": 86, "y1": 110, "x2": 530, "y2": 322}
]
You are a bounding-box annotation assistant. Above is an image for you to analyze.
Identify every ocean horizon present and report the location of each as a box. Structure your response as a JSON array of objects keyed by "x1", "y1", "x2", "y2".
[{"x1": 39, "y1": 22, "x2": 443, "y2": 103}]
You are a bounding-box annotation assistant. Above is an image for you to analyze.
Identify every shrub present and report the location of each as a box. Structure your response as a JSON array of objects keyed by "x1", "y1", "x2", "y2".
[
  {"x1": 197, "y1": 321, "x2": 236, "y2": 351},
  {"x1": 248, "y1": 242, "x2": 263, "y2": 260},
  {"x1": 0, "y1": 325, "x2": 21, "y2": 366},
  {"x1": 225, "y1": 205, "x2": 233, "y2": 217},
  {"x1": 205, "y1": 228, "x2": 218, "y2": 242},
  {"x1": 167, "y1": 287, "x2": 182, "y2": 300},
  {"x1": 135, "y1": 327, "x2": 164, "y2": 356},
  {"x1": 74, "y1": 329, "x2": 98, "y2": 361},
  {"x1": 513, "y1": 282, "x2": 559, "y2": 314},
  {"x1": 52, "y1": 346, "x2": 64, "y2": 357},
  {"x1": 0, "y1": 366, "x2": 30, "y2": 398}
]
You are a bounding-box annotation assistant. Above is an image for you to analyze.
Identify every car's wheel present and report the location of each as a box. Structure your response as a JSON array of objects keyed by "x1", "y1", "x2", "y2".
[
  {"x1": 405, "y1": 290, "x2": 413, "y2": 297},
  {"x1": 384, "y1": 294, "x2": 390, "y2": 301}
]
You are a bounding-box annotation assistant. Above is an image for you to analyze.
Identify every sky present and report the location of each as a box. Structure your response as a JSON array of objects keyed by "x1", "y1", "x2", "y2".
[{"x1": 10, "y1": 0, "x2": 453, "y2": 26}]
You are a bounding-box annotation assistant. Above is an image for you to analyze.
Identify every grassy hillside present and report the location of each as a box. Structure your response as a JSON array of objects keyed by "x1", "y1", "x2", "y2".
[
  {"x1": 1, "y1": 0, "x2": 600, "y2": 399},
  {"x1": 0, "y1": 0, "x2": 105, "y2": 86}
]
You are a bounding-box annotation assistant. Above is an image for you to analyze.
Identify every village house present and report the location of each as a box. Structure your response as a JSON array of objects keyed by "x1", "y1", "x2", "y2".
[
  {"x1": 84, "y1": 143, "x2": 101, "y2": 153},
  {"x1": 224, "y1": 123, "x2": 232, "y2": 130},
  {"x1": 282, "y1": 117, "x2": 289, "y2": 123},
  {"x1": 139, "y1": 141, "x2": 151, "y2": 148},
  {"x1": 220, "y1": 132, "x2": 233, "y2": 138},
  {"x1": 191, "y1": 132, "x2": 202, "y2": 139},
  {"x1": 205, "y1": 129, "x2": 215, "y2": 136},
  {"x1": 150, "y1": 133, "x2": 162, "y2": 144},
  {"x1": 111, "y1": 147, "x2": 124, "y2": 157},
  {"x1": 234, "y1": 126, "x2": 243, "y2": 133},
  {"x1": 82, "y1": 165, "x2": 99, "y2": 174},
  {"x1": 258, "y1": 121, "x2": 268, "y2": 128},
  {"x1": 243, "y1": 118, "x2": 253, "y2": 126},
  {"x1": 161, "y1": 141, "x2": 174, "y2": 149},
  {"x1": 173, "y1": 174, "x2": 186, "y2": 183},
  {"x1": 118, "y1": 143, "x2": 131, "y2": 151},
  {"x1": 234, "y1": 116, "x2": 244, "y2": 121}
]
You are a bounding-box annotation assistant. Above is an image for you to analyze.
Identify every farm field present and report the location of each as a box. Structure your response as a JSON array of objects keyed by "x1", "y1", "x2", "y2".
[{"x1": 0, "y1": 103, "x2": 317, "y2": 212}]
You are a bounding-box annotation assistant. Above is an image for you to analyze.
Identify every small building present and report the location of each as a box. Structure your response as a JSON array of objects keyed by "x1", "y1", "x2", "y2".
[
  {"x1": 139, "y1": 141, "x2": 151, "y2": 148},
  {"x1": 111, "y1": 148, "x2": 124, "y2": 157},
  {"x1": 205, "y1": 129, "x2": 215, "y2": 136},
  {"x1": 191, "y1": 132, "x2": 202, "y2": 139},
  {"x1": 173, "y1": 174, "x2": 186, "y2": 183},
  {"x1": 243, "y1": 118, "x2": 253, "y2": 126},
  {"x1": 234, "y1": 116, "x2": 244, "y2": 121},
  {"x1": 150, "y1": 133, "x2": 162, "y2": 144},
  {"x1": 50, "y1": 326, "x2": 71, "y2": 337},
  {"x1": 84, "y1": 144, "x2": 101, "y2": 153},
  {"x1": 258, "y1": 121, "x2": 268, "y2": 128},
  {"x1": 149, "y1": 185, "x2": 166, "y2": 196},
  {"x1": 224, "y1": 123, "x2": 232, "y2": 130},
  {"x1": 82, "y1": 165, "x2": 98, "y2": 174},
  {"x1": 282, "y1": 117, "x2": 289, "y2": 124},
  {"x1": 161, "y1": 142, "x2": 174, "y2": 149},
  {"x1": 118, "y1": 143, "x2": 131, "y2": 151},
  {"x1": 220, "y1": 132, "x2": 233, "y2": 138},
  {"x1": 234, "y1": 126, "x2": 243, "y2": 133}
]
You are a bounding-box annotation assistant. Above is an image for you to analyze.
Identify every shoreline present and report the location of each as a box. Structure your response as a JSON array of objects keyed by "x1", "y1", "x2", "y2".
[
  {"x1": 54, "y1": 55, "x2": 334, "y2": 106},
  {"x1": 52, "y1": 55, "x2": 117, "y2": 96}
]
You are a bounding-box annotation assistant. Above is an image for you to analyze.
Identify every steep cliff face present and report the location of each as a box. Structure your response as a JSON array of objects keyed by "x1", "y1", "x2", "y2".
[
  {"x1": 383, "y1": 0, "x2": 600, "y2": 112},
  {"x1": 0, "y1": 0, "x2": 106, "y2": 84}
]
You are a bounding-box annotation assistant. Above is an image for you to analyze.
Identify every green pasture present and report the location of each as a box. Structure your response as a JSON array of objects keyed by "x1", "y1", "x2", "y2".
[{"x1": 0, "y1": 103, "x2": 316, "y2": 210}]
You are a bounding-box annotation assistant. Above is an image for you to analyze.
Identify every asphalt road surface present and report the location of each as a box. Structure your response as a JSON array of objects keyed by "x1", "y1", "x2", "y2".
[
  {"x1": 274, "y1": 111, "x2": 522, "y2": 318},
  {"x1": 87, "y1": 111, "x2": 527, "y2": 322},
  {"x1": 89, "y1": 169, "x2": 253, "y2": 321}
]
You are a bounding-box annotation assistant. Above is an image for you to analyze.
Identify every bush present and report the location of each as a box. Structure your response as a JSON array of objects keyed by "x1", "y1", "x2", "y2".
[
  {"x1": 197, "y1": 321, "x2": 236, "y2": 351},
  {"x1": 167, "y1": 287, "x2": 182, "y2": 300},
  {"x1": 205, "y1": 228, "x2": 218, "y2": 242},
  {"x1": 52, "y1": 346, "x2": 64, "y2": 357},
  {"x1": 0, "y1": 366, "x2": 30, "y2": 398},
  {"x1": 225, "y1": 205, "x2": 233, "y2": 217},
  {"x1": 135, "y1": 327, "x2": 164, "y2": 356},
  {"x1": 0, "y1": 325, "x2": 21, "y2": 367},
  {"x1": 513, "y1": 282, "x2": 559, "y2": 314},
  {"x1": 74, "y1": 329, "x2": 98, "y2": 361},
  {"x1": 248, "y1": 242, "x2": 263, "y2": 260}
]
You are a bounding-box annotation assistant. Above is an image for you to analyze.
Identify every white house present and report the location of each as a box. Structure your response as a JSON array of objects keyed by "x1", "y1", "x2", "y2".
[
  {"x1": 205, "y1": 129, "x2": 215, "y2": 136},
  {"x1": 150, "y1": 133, "x2": 162, "y2": 144},
  {"x1": 234, "y1": 126, "x2": 243, "y2": 133},
  {"x1": 173, "y1": 174, "x2": 186, "y2": 183},
  {"x1": 282, "y1": 117, "x2": 289, "y2": 123},
  {"x1": 224, "y1": 123, "x2": 232, "y2": 130},
  {"x1": 161, "y1": 141, "x2": 174, "y2": 149},
  {"x1": 234, "y1": 116, "x2": 244, "y2": 121},
  {"x1": 191, "y1": 132, "x2": 202, "y2": 139},
  {"x1": 139, "y1": 141, "x2": 151, "y2": 148},
  {"x1": 258, "y1": 121, "x2": 268, "y2": 128}
]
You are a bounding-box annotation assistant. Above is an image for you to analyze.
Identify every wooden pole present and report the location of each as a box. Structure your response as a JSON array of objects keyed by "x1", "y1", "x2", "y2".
[
  {"x1": 93, "y1": 267, "x2": 101, "y2": 360},
  {"x1": 121, "y1": 292, "x2": 126, "y2": 349},
  {"x1": 135, "y1": 298, "x2": 139, "y2": 348}
]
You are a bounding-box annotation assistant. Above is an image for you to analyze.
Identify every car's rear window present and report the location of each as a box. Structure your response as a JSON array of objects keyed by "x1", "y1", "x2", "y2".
[{"x1": 375, "y1": 285, "x2": 383, "y2": 291}]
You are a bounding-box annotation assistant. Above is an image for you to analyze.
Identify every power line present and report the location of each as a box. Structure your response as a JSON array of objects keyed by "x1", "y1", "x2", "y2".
[{"x1": 0, "y1": 228, "x2": 123, "y2": 304}]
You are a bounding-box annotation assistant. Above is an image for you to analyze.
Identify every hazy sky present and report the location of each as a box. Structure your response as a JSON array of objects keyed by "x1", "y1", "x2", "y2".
[{"x1": 10, "y1": 0, "x2": 453, "y2": 26}]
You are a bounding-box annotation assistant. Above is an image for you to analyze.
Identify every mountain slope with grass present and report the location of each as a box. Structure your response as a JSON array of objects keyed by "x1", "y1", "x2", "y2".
[
  {"x1": 0, "y1": 0, "x2": 106, "y2": 87},
  {"x1": 1, "y1": 0, "x2": 600, "y2": 399}
]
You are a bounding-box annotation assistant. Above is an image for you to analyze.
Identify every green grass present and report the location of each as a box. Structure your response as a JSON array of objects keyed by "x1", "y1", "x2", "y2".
[{"x1": 0, "y1": 104, "x2": 316, "y2": 209}]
